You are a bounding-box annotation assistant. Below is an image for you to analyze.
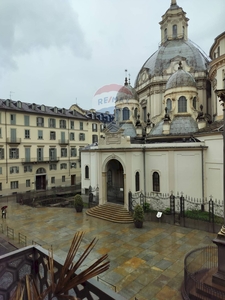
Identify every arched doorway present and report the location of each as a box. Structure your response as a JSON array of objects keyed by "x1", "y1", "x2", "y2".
[
  {"x1": 106, "y1": 159, "x2": 124, "y2": 204},
  {"x1": 36, "y1": 168, "x2": 47, "y2": 190}
]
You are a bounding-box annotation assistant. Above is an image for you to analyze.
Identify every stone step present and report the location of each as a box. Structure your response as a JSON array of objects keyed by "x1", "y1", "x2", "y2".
[{"x1": 86, "y1": 203, "x2": 133, "y2": 224}]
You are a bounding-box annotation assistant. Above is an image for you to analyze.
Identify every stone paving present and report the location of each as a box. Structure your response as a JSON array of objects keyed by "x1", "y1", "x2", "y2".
[{"x1": 0, "y1": 200, "x2": 217, "y2": 300}]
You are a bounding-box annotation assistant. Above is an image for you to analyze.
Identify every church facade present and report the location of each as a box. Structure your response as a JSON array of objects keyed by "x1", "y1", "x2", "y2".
[{"x1": 81, "y1": 1, "x2": 225, "y2": 210}]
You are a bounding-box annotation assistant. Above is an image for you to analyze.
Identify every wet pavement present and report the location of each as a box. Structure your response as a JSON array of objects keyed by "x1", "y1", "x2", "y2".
[{"x1": 0, "y1": 200, "x2": 216, "y2": 300}]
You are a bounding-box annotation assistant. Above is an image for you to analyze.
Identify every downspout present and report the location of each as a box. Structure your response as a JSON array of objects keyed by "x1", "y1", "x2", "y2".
[
  {"x1": 201, "y1": 145, "x2": 205, "y2": 210},
  {"x1": 5, "y1": 110, "x2": 8, "y2": 184}
]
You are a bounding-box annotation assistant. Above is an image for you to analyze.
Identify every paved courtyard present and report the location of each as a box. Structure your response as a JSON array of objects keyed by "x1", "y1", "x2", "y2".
[{"x1": 0, "y1": 199, "x2": 217, "y2": 300}]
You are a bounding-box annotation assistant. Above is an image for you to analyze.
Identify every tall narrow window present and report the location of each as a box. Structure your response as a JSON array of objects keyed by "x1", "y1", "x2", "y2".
[
  {"x1": 85, "y1": 166, "x2": 89, "y2": 179},
  {"x1": 166, "y1": 98, "x2": 172, "y2": 112},
  {"x1": 193, "y1": 97, "x2": 197, "y2": 109},
  {"x1": 123, "y1": 107, "x2": 130, "y2": 121},
  {"x1": 178, "y1": 96, "x2": 187, "y2": 113},
  {"x1": 135, "y1": 172, "x2": 140, "y2": 192},
  {"x1": 173, "y1": 24, "x2": 177, "y2": 38},
  {"x1": 24, "y1": 115, "x2": 30, "y2": 126},
  {"x1": 164, "y1": 28, "x2": 167, "y2": 42},
  {"x1": 153, "y1": 172, "x2": 160, "y2": 192},
  {"x1": 143, "y1": 107, "x2": 147, "y2": 122}
]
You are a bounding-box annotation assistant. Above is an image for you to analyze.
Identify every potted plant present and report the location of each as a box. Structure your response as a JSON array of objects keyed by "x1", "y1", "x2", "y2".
[
  {"x1": 74, "y1": 194, "x2": 84, "y2": 212},
  {"x1": 133, "y1": 204, "x2": 144, "y2": 228}
]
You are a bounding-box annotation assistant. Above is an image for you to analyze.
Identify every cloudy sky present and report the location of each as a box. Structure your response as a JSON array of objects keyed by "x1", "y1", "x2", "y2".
[{"x1": 0, "y1": 0, "x2": 224, "y2": 111}]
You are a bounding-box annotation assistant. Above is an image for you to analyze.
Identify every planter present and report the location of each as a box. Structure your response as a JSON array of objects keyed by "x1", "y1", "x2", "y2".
[
  {"x1": 134, "y1": 220, "x2": 143, "y2": 228},
  {"x1": 75, "y1": 206, "x2": 83, "y2": 213}
]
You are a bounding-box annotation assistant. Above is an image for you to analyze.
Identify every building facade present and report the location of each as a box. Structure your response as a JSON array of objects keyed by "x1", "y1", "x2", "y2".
[{"x1": 81, "y1": 0, "x2": 225, "y2": 210}]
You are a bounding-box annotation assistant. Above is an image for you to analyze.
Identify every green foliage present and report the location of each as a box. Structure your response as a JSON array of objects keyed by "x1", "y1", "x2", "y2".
[
  {"x1": 74, "y1": 194, "x2": 84, "y2": 208},
  {"x1": 184, "y1": 210, "x2": 223, "y2": 224},
  {"x1": 143, "y1": 202, "x2": 151, "y2": 213},
  {"x1": 164, "y1": 207, "x2": 171, "y2": 215},
  {"x1": 133, "y1": 204, "x2": 144, "y2": 222}
]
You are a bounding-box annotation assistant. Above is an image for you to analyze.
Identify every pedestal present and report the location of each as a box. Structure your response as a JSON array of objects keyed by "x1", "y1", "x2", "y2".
[{"x1": 213, "y1": 237, "x2": 225, "y2": 285}]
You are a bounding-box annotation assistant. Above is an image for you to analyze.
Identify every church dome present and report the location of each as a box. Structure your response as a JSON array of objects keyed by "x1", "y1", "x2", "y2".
[
  {"x1": 135, "y1": 39, "x2": 209, "y2": 87},
  {"x1": 116, "y1": 81, "x2": 138, "y2": 102},
  {"x1": 166, "y1": 64, "x2": 196, "y2": 90}
]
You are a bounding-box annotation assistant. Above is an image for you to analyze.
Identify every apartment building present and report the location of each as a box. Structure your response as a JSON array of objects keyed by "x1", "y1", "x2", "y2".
[{"x1": 0, "y1": 99, "x2": 104, "y2": 196}]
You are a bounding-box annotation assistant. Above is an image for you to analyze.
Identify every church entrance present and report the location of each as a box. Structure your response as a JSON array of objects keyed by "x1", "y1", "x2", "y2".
[{"x1": 106, "y1": 159, "x2": 124, "y2": 204}]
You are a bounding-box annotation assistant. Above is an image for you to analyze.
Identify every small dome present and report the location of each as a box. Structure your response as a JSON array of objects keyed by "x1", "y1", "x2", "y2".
[
  {"x1": 116, "y1": 84, "x2": 138, "y2": 102},
  {"x1": 166, "y1": 66, "x2": 196, "y2": 90}
]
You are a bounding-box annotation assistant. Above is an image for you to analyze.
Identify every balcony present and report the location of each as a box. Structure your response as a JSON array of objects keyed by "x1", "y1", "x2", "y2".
[
  {"x1": 0, "y1": 245, "x2": 125, "y2": 300},
  {"x1": 6, "y1": 137, "x2": 21, "y2": 144},
  {"x1": 21, "y1": 157, "x2": 59, "y2": 164},
  {"x1": 58, "y1": 139, "x2": 69, "y2": 145}
]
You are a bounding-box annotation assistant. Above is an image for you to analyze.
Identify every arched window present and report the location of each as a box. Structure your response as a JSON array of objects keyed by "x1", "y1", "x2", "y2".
[
  {"x1": 134, "y1": 108, "x2": 138, "y2": 119},
  {"x1": 173, "y1": 24, "x2": 177, "y2": 38},
  {"x1": 152, "y1": 172, "x2": 160, "y2": 192},
  {"x1": 164, "y1": 28, "x2": 167, "y2": 42},
  {"x1": 123, "y1": 107, "x2": 130, "y2": 120},
  {"x1": 193, "y1": 97, "x2": 197, "y2": 109},
  {"x1": 166, "y1": 98, "x2": 172, "y2": 112},
  {"x1": 182, "y1": 26, "x2": 185, "y2": 38},
  {"x1": 116, "y1": 109, "x2": 120, "y2": 121},
  {"x1": 85, "y1": 166, "x2": 89, "y2": 179},
  {"x1": 135, "y1": 172, "x2": 140, "y2": 192},
  {"x1": 178, "y1": 96, "x2": 187, "y2": 113}
]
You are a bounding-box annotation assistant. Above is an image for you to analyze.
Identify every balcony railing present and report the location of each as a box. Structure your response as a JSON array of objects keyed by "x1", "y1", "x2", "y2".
[
  {"x1": 6, "y1": 137, "x2": 21, "y2": 144},
  {"x1": 21, "y1": 157, "x2": 59, "y2": 164},
  {"x1": 0, "y1": 245, "x2": 125, "y2": 300},
  {"x1": 58, "y1": 139, "x2": 69, "y2": 145}
]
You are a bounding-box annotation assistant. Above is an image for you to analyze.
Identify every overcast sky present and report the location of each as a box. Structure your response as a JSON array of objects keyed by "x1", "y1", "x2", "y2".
[{"x1": 0, "y1": 0, "x2": 224, "y2": 110}]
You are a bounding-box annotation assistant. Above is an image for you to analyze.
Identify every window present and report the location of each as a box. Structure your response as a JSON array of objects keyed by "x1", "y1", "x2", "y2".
[
  {"x1": 173, "y1": 24, "x2": 177, "y2": 38},
  {"x1": 51, "y1": 177, "x2": 55, "y2": 184},
  {"x1": 25, "y1": 129, "x2": 30, "y2": 139},
  {"x1": 79, "y1": 133, "x2": 85, "y2": 141},
  {"x1": 0, "y1": 167, "x2": 2, "y2": 174},
  {"x1": 11, "y1": 181, "x2": 18, "y2": 189},
  {"x1": 143, "y1": 107, "x2": 147, "y2": 122},
  {"x1": 62, "y1": 176, "x2": 65, "y2": 182},
  {"x1": 37, "y1": 117, "x2": 44, "y2": 127},
  {"x1": 153, "y1": 172, "x2": 160, "y2": 192},
  {"x1": 123, "y1": 107, "x2": 130, "y2": 121},
  {"x1": 70, "y1": 132, "x2": 75, "y2": 141},
  {"x1": 26, "y1": 179, "x2": 30, "y2": 187},
  {"x1": 9, "y1": 148, "x2": 19, "y2": 159},
  {"x1": 80, "y1": 122, "x2": 83, "y2": 130},
  {"x1": 92, "y1": 135, "x2": 98, "y2": 143},
  {"x1": 60, "y1": 120, "x2": 66, "y2": 129},
  {"x1": 0, "y1": 149, "x2": 4, "y2": 159},
  {"x1": 134, "y1": 108, "x2": 138, "y2": 119},
  {"x1": 10, "y1": 114, "x2": 16, "y2": 125},
  {"x1": 38, "y1": 130, "x2": 43, "y2": 139},
  {"x1": 60, "y1": 163, "x2": 67, "y2": 169},
  {"x1": 11, "y1": 128, "x2": 17, "y2": 142},
  {"x1": 61, "y1": 132, "x2": 66, "y2": 143},
  {"x1": 193, "y1": 97, "x2": 197, "y2": 109},
  {"x1": 24, "y1": 115, "x2": 30, "y2": 126},
  {"x1": 0, "y1": 128, "x2": 1, "y2": 138},
  {"x1": 49, "y1": 148, "x2": 57, "y2": 161},
  {"x1": 71, "y1": 147, "x2": 77, "y2": 157},
  {"x1": 164, "y1": 28, "x2": 167, "y2": 41},
  {"x1": 100, "y1": 124, "x2": 104, "y2": 132},
  {"x1": 10, "y1": 166, "x2": 19, "y2": 174},
  {"x1": 218, "y1": 46, "x2": 220, "y2": 57},
  {"x1": 50, "y1": 131, "x2": 56, "y2": 140},
  {"x1": 135, "y1": 172, "x2": 140, "y2": 192},
  {"x1": 24, "y1": 165, "x2": 32, "y2": 172},
  {"x1": 61, "y1": 148, "x2": 67, "y2": 157},
  {"x1": 182, "y1": 26, "x2": 185, "y2": 38},
  {"x1": 71, "y1": 162, "x2": 76, "y2": 168},
  {"x1": 166, "y1": 98, "x2": 172, "y2": 112},
  {"x1": 70, "y1": 121, "x2": 74, "y2": 129},
  {"x1": 41, "y1": 105, "x2": 46, "y2": 111},
  {"x1": 178, "y1": 96, "x2": 187, "y2": 113},
  {"x1": 92, "y1": 123, "x2": 97, "y2": 132},
  {"x1": 0, "y1": 183, "x2": 2, "y2": 191},
  {"x1": 49, "y1": 118, "x2": 56, "y2": 128},
  {"x1": 85, "y1": 165, "x2": 89, "y2": 179},
  {"x1": 50, "y1": 164, "x2": 57, "y2": 170},
  {"x1": 37, "y1": 148, "x2": 43, "y2": 161},
  {"x1": 25, "y1": 148, "x2": 30, "y2": 162}
]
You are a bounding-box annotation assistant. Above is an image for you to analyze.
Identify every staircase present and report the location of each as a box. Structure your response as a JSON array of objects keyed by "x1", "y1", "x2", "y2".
[{"x1": 86, "y1": 203, "x2": 133, "y2": 224}]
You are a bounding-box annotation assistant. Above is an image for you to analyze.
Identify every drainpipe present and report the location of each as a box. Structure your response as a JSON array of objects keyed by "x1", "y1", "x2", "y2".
[{"x1": 201, "y1": 145, "x2": 205, "y2": 211}]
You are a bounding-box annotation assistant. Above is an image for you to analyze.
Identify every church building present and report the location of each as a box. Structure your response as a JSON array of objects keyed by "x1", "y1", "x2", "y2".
[{"x1": 81, "y1": 0, "x2": 225, "y2": 210}]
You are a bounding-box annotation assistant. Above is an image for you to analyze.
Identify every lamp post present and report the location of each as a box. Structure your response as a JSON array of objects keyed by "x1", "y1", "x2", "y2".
[{"x1": 212, "y1": 89, "x2": 225, "y2": 285}]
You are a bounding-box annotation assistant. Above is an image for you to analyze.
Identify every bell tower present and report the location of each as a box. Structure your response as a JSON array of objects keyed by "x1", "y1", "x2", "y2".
[{"x1": 159, "y1": 1, "x2": 189, "y2": 44}]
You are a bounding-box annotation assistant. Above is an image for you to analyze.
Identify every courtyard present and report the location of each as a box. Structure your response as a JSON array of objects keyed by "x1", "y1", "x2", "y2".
[{"x1": 0, "y1": 199, "x2": 216, "y2": 300}]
